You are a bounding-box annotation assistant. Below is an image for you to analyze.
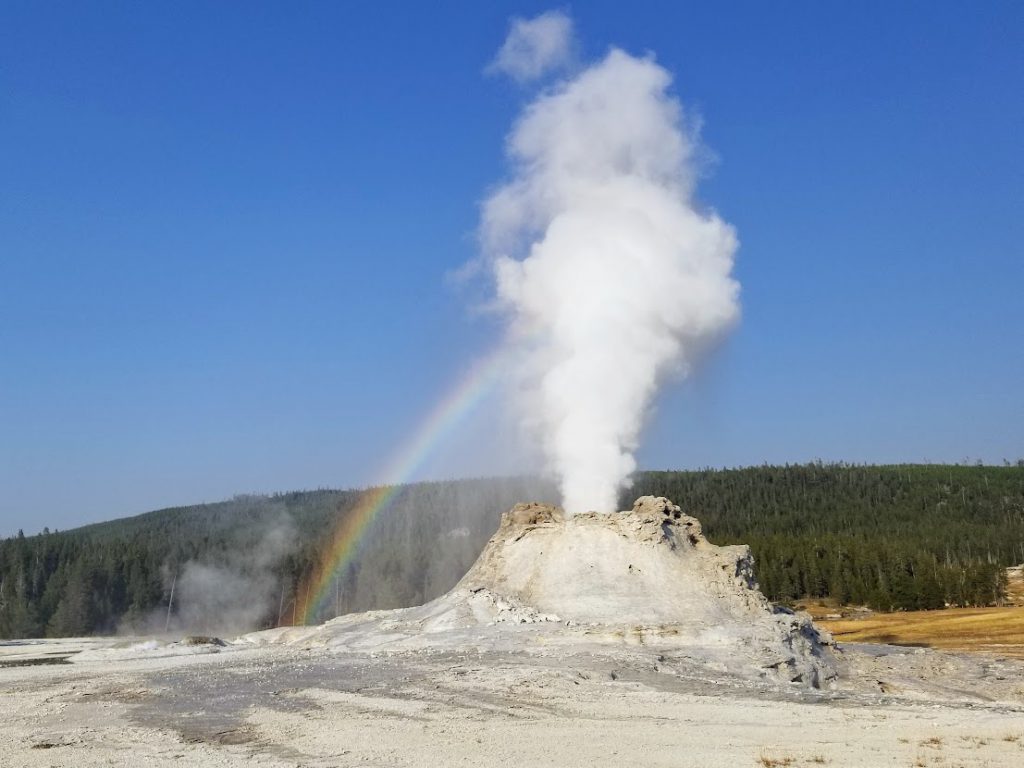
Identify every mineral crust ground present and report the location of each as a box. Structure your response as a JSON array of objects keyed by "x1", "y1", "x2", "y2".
[{"x1": 2, "y1": 498, "x2": 1023, "y2": 767}]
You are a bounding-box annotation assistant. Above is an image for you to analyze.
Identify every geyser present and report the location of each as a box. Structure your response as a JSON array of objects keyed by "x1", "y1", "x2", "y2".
[
  {"x1": 256, "y1": 15, "x2": 825, "y2": 690},
  {"x1": 261, "y1": 497, "x2": 835, "y2": 687},
  {"x1": 481, "y1": 12, "x2": 741, "y2": 513}
]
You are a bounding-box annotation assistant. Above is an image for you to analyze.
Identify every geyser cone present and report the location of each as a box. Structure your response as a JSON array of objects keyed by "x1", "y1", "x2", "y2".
[
  {"x1": 255, "y1": 497, "x2": 835, "y2": 687},
  {"x1": 459, "y1": 496, "x2": 769, "y2": 626}
]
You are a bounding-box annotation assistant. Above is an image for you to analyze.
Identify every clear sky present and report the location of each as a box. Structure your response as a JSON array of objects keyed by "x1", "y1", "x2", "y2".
[{"x1": 2, "y1": 2, "x2": 1022, "y2": 534}]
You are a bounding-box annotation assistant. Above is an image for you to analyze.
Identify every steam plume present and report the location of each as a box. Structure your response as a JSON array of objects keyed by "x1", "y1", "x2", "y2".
[
  {"x1": 172, "y1": 519, "x2": 293, "y2": 634},
  {"x1": 482, "y1": 14, "x2": 741, "y2": 513},
  {"x1": 132, "y1": 518, "x2": 296, "y2": 637},
  {"x1": 486, "y1": 10, "x2": 574, "y2": 83}
]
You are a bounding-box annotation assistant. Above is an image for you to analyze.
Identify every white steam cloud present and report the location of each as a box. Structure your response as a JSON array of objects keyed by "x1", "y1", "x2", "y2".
[
  {"x1": 486, "y1": 10, "x2": 574, "y2": 83},
  {"x1": 125, "y1": 519, "x2": 297, "y2": 637},
  {"x1": 482, "y1": 13, "x2": 741, "y2": 514},
  {"x1": 171, "y1": 520, "x2": 294, "y2": 635}
]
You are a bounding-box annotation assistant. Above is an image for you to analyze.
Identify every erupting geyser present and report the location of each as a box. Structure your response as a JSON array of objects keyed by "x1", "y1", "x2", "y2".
[
  {"x1": 253, "y1": 14, "x2": 829, "y2": 691},
  {"x1": 481, "y1": 11, "x2": 741, "y2": 513}
]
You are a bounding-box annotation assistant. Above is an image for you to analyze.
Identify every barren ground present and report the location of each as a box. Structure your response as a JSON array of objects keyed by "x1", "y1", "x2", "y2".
[
  {"x1": 4, "y1": 524, "x2": 1021, "y2": 766},
  {"x1": 2, "y1": 635, "x2": 1024, "y2": 768}
]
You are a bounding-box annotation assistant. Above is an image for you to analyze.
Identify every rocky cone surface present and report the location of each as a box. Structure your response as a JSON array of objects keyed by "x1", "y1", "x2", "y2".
[{"x1": 250, "y1": 497, "x2": 836, "y2": 687}]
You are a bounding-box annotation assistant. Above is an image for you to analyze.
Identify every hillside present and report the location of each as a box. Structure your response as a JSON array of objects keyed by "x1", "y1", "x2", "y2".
[{"x1": 1, "y1": 464, "x2": 1022, "y2": 639}]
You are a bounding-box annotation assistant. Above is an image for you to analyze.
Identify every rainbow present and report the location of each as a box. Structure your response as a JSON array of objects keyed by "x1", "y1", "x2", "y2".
[{"x1": 297, "y1": 348, "x2": 509, "y2": 625}]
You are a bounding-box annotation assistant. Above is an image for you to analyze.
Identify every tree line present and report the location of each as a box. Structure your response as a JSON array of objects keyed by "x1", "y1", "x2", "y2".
[
  {"x1": 630, "y1": 464, "x2": 1022, "y2": 611},
  {"x1": 1, "y1": 464, "x2": 1021, "y2": 639}
]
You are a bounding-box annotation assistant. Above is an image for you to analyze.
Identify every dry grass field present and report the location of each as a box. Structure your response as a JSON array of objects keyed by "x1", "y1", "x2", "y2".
[
  {"x1": 814, "y1": 564, "x2": 1024, "y2": 658},
  {"x1": 819, "y1": 606, "x2": 1024, "y2": 658}
]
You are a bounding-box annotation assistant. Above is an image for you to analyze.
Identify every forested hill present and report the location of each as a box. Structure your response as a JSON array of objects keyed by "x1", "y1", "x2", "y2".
[
  {"x1": 631, "y1": 465, "x2": 1024, "y2": 610},
  {"x1": 1, "y1": 465, "x2": 1022, "y2": 639}
]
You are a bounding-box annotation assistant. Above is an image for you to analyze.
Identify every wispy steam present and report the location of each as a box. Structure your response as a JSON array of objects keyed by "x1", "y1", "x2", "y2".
[
  {"x1": 486, "y1": 10, "x2": 574, "y2": 83},
  {"x1": 139, "y1": 519, "x2": 296, "y2": 637},
  {"x1": 172, "y1": 521, "x2": 293, "y2": 634},
  {"x1": 482, "y1": 13, "x2": 741, "y2": 513}
]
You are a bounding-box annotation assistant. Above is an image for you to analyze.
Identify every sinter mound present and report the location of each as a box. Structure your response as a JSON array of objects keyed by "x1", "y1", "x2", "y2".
[{"x1": 254, "y1": 497, "x2": 836, "y2": 687}]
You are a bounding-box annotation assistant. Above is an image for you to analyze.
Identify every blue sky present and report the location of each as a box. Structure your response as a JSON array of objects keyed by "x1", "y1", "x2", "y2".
[{"x1": 2, "y1": 2, "x2": 1022, "y2": 533}]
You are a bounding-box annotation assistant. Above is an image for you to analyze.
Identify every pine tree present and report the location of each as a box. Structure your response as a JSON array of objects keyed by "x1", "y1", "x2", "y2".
[{"x1": 47, "y1": 560, "x2": 97, "y2": 637}]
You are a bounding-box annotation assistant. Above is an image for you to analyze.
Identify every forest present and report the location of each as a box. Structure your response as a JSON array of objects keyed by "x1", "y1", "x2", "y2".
[{"x1": 1, "y1": 464, "x2": 1022, "y2": 639}]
